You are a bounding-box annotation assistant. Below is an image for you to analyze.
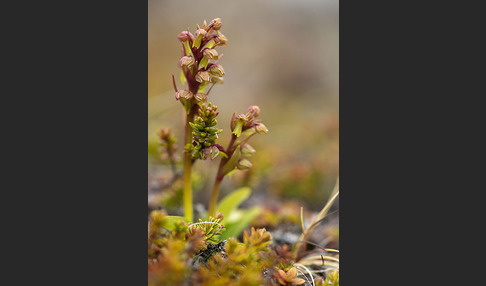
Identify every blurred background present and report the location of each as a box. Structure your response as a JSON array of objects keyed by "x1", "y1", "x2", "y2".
[{"x1": 148, "y1": 0, "x2": 339, "y2": 215}]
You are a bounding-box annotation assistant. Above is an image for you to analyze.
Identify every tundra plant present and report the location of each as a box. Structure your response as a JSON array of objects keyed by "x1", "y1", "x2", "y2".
[{"x1": 170, "y1": 18, "x2": 267, "y2": 221}]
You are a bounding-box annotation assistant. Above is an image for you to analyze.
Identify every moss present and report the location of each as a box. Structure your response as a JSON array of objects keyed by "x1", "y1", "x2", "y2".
[{"x1": 148, "y1": 210, "x2": 338, "y2": 285}]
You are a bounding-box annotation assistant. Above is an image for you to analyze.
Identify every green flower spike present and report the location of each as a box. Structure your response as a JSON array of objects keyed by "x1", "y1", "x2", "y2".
[{"x1": 189, "y1": 102, "x2": 222, "y2": 160}]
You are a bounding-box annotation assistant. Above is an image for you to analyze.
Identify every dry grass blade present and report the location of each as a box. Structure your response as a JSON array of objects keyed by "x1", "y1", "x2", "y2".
[
  {"x1": 311, "y1": 209, "x2": 339, "y2": 227},
  {"x1": 323, "y1": 248, "x2": 339, "y2": 253},
  {"x1": 294, "y1": 263, "x2": 315, "y2": 286},
  {"x1": 296, "y1": 269, "x2": 312, "y2": 286},
  {"x1": 298, "y1": 177, "x2": 339, "y2": 244},
  {"x1": 299, "y1": 255, "x2": 339, "y2": 265},
  {"x1": 300, "y1": 207, "x2": 305, "y2": 234},
  {"x1": 310, "y1": 268, "x2": 338, "y2": 274},
  {"x1": 306, "y1": 178, "x2": 339, "y2": 234}
]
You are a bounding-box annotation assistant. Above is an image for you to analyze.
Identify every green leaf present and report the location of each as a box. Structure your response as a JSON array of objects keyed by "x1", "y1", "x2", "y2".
[
  {"x1": 162, "y1": 216, "x2": 191, "y2": 231},
  {"x1": 193, "y1": 37, "x2": 202, "y2": 49},
  {"x1": 221, "y1": 145, "x2": 240, "y2": 175},
  {"x1": 216, "y1": 187, "x2": 251, "y2": 220},
  {"x1": 180, "y1": 70, "x2": 186, "y2": 84},
  {"x1": 184, "y1": 100, "x2": 192, "y2": 114},
  {"x1": 219, "y1": 207, "x2": 261, "y2": 240},
  {"x1": 200, "y1": 58, "x2": 209, "y2": 69},
  {"x1": 183, "y1": 41, "x2": 193, "y2": 56},
  {"x1": 225, "y1": 168, "x2": 238, "y2": 178},
  {"x1": 205, "y1": 40, "x2": 216, "y2": 49},
  {"x1": 218, "y1": 151, "x2": 228, "y2": 159},
  {"x1": 198, "y1": 82, "x2": 208, "y2": 93}
]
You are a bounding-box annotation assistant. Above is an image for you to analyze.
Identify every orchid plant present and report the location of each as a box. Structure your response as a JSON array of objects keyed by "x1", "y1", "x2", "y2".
[{"x1": 166, "y1": 18, "x2": 267, "y2": 222}]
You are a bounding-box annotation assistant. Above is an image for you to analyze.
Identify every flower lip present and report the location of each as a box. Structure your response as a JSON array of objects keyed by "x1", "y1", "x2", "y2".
[
  {"x1": 179, "y1": 56, "x2": 195, "y2": 68},
  {"x1": 209, "y1": 65, "x2": 225, "y2": 77},
  {"x1": 195, "y1": 71, "x2": 211, "y2": 83},
  {"x1": 203, "y1": 48, "x2": 219, "y2": 60}
]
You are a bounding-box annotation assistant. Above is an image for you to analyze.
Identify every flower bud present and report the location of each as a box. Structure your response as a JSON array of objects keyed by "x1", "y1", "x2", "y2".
[
  {"x1": 177, "y1": 31, "x2": 193, "y2": 42},
  {"x1": 255, "y1": 123, "x2": 268, "y2": 134},
  {"x1": 157, "y1": 128, "x2": 171, "y2": 140},
  {"x1": 214, "y1": 34, "x2": 228, "y2": 46},
  {"x1": 210, "y1": 145, "x2": 220, "y2": 160},
  {"x1": 195, "y1": 28, "x2": 207, "y2": 38},
  {"x1": 230, "y1": 112, "x2": 236, "y2": 130},
  {"x1": 237, "y1": 159, "x2": 253, "y2": 170},
  {"x1": 195, "y1": 70, "x2": 211, "y2": 83},
  {"x1": 247, "y1": 105, "x2": 260, "y2": 117},
  {"x1": 194, "y1": 93, "x2": 207, "y2": 102},
  {"x1": 209, "y1": 65, "x2": 225, "y2": 77},
  {"x1": 203, "y1": 48, "x2": 219, "y2": 60},
  {"x1": 193, "y1": 29, "x2": 207, "y2": 48},
  {"x1": 179, "y1": 56, "x2": 195, "y2": 69},
  {"x1": 175, "y1": 90, "x2": 193, "y2": 100},
  {"x1": 240, "y1": 144, "x2": 256, "y2": 158},
  {"x1": 190, "y1": 102, "x2": 222, "y2": 160},
  {"x1": 215, "y1": 212, "x2": 224, "y2": 220},
  {"x1": 210, "y1": 18, "x2": 222, "y2": 30}
]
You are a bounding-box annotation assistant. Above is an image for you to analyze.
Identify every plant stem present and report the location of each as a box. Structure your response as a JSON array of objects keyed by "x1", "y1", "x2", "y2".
[
  {"x1": 183, "y1": 106, "x2": 196, "y2": 222},
  {"x1": 208, "y1": 177, "x2": 222, "y2": 217},
  {"x1": 208, "y1": 134, "x2": 237, "y2": 217},
  {"x1": 166, "y1": 145, "x2": 177, "y2": 176}
]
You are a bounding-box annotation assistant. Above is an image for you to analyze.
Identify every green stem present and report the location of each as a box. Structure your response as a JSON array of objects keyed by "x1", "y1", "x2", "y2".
[
  {"x1": 183, "y1": 107, "x2": 196, "y2": 222},
  {"x1": 208, "y1": 134, "x2": 237, "y2": 217},
  {"x1": 208, "y1": 177, "x2": 222, "y2": 217},
  {"x1": 181, "y1": 41, "x2": 202, "y2": 222}
]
